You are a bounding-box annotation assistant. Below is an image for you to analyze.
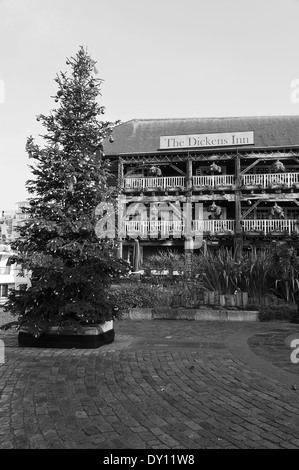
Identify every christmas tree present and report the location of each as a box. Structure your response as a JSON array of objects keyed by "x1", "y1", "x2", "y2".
[{"x1": 4, "y1": 47, "x2": 128, "y2": 337}]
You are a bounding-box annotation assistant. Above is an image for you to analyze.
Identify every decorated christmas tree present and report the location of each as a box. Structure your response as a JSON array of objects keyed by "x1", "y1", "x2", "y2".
[{"x1": 4, "y1": 47, "x2": 128, "y2": 337}]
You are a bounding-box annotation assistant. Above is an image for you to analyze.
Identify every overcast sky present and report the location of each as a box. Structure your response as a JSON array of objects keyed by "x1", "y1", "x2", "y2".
[{"x1": 1, "y1": 0, "x2": 299, "y2": 210}]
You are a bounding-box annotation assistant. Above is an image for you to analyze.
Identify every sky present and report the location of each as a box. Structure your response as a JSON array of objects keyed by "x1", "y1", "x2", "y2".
[{"x1": 1, "y1": 0, "x2": 299, "y2": 210}]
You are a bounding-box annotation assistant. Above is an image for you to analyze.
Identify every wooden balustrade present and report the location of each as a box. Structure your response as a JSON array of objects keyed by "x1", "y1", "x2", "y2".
[
  {"x1": 192, "y1": 175, "x2": 235, "y2": 187},
  {"x1": 124, "y1": 176, "x2": 185, "y2": 190},
  {"x1": 242, "y1": 172, "x2": 299, "y2": 188},
  {"x1": 241, "y1": 219, "x2": 298, "y2": 235},
  {"x1": 123, "y1": 172, "x2": 299, "y2": 190},
  {"x1": 121, "y1": 219, "x2": 298, "y2": 237}
]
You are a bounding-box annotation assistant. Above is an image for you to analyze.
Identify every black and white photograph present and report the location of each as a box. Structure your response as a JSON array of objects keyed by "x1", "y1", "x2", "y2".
[{"x1": 0, "y1": 0, "x2": 299, "y2": 457}]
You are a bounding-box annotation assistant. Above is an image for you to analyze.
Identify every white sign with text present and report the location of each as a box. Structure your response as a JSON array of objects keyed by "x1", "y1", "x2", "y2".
[{"x1": 160, "y1": 131, "x2": 254, "y2": 149}]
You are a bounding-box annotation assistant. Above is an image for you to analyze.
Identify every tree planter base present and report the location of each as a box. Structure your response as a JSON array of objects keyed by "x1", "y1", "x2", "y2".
[{"x1": 18, "y1": 321, "x2": 114, "y2": 349}]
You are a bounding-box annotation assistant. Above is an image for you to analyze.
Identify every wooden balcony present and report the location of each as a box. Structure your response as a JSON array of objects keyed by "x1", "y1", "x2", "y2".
[
  {"x1": 121, "y1": 218, "x2": 299, "y2": 238},
  {"x1": 242, "y1": 172, "x2": 299, "y2": 188},
  {"x1": 123, "y1": 176, "x2": 185, "y2": 190},
  {"x1": 192, "y1": 175, "x2": 235, "y2": 188},
  {"x1": 123, "y1": 172, "x2": 299, "y2": 191},
  {"x1": 192, "y1": 220, "x2": 235, "y2": 234},
  {"x1": 122, "y1": 219, "x2": 235, "y2": 238},
  {"x1": 123, "y1": 220, "x2": 185, "y2": 238},
  {"x1": 242, "y1": 219, "x2": 298, "y2": 235}
]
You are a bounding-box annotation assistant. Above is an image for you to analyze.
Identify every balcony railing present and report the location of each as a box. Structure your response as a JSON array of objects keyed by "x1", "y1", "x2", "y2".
[
  {"x1": 123, "y1": 173, "x2": 299, "y2": 190},
  {"x1": 123, "y1": 172, "x2": 299, "y2": 190},
  {"x1": 123, "y1": 220, "x2": 185, "y2": 238},
  {"x1": 123, "y1": 176, "x2": 185, "y2": 190},
  {"x1": 122, "y1": 219, "x2": 235, "y2": 237},
  {"x1": 192, "y1": 175, "x2": 235, "y2": 188},
  {"x1": 242, "y1": 172, "x2": 299, "y2": 188},
  {"x1": 242, "y1": 219, "x2": 297, "y2": 235},
  {"x1": 121, "y1": 219, "x2": 299, "y2": 237},
  {"x1": 192, "y1": 220, "x2": 235, "y2": 233}
]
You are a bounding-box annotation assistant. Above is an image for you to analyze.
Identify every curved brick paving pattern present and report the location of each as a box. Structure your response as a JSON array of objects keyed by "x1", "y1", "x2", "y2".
[
  {"x1": 248, "y1": 329, "x2": 299, "y2": 375},
  {"x1": 1, "y1": 319, "x2": 299, "y2": 449}
]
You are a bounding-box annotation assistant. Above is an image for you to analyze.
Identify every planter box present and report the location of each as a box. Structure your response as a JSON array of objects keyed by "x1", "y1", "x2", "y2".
[
  {"x1": 18, "y1": 320, "x2": 114, "y2": 349},
  {"x1": 225, "y1": 294, "x2": 237, "y2": 308},
  {"x1": 203, "y1": 291, "x2": 248, "y2": 309}
]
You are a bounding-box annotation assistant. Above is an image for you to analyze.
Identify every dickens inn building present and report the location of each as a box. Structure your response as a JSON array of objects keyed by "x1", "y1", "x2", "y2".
[{"x1": 103, "y1": 115, "x2": 299, "y2": 265}]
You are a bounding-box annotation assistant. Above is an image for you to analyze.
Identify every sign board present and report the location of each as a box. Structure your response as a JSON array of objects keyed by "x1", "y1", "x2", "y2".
[{"x1": 160, "y1": 131, "x2": 254, "y2": 150}]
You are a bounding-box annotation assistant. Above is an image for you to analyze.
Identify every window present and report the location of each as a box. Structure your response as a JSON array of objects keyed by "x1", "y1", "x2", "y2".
[
  {"x1": 256, "y1": 209, "x2": 270, "y2": 219},
  {"x1": 286, "y1": 209, "x2": 299, "y2": 219},
  {"x1": 0, "y1": 284, "x2": 8, "y2": 297}
]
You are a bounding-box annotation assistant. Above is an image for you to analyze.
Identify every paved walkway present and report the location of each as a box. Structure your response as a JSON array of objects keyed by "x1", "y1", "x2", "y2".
[{"x1": 1, "y1": 315, "x2": 299, "y2": 449}]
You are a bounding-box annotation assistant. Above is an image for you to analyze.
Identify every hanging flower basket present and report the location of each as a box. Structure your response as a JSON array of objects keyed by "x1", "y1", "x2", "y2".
[
  {"x1": 207, "y1": 201, "x2": 221, "y2": 213},
  {"x1": 149, "y1": 166, "x2": 162, "y2": 176},
  {"x1": 270, "y1": 203, "x2": 285, "y2": 219},
  {"x1": 207, "y1": 202, "x2": 222, "y2": 219},
  {"x1": 209, "y1": 163, "x2": 222, "y2": 174},
  {"x1": 271, "y1": 160, "x2": 285, "y2": 173}
]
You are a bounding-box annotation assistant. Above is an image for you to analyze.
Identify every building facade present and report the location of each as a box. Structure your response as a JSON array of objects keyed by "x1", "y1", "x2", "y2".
[
  {"x1": 0, "y1": 201, "x2": 30, "y2": 304},
  {"x1": 103, "y1": 116, "x2": 299, "y2": 266}
]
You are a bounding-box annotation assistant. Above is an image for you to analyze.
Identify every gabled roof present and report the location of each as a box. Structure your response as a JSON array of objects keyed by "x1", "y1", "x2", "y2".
[{"x1": 104, "y1": 115, "x2": 299, "y2": 155}]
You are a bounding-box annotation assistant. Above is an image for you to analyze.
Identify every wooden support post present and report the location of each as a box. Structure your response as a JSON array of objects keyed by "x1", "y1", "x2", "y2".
[
  {"x1": 184, "y1": 237, "x2": 193, "y2": 282},
  {"x1": 168, "y1": 163, "x2": 186, "y2": 176},
  {"x1": 118, "y1": 159, "x2": 124, "y2": 190},
  {"x1": 240, "y1": 158, "x2": 262, "y2": 176},
  {"x1": 116, "y1": 239, "x2": 123, "y2": 259},
  {"x1": 241, "y1": 199, "x2": 262, "y2": 220},
  {"x1": 186, "y1": 155, "x2": 192, "y2": 191},
  {"x1": 184, "y1": 190, "x2": 193, "y2": 281},
  {"x1": 117, "y1": 196, "x2": 126, "y2": 240},
  {"x1": 183, "y1": 198, "x2": 193, "y2": 241},
  {"x1": 234, "y1": 153, "x2": 243, "y2": 255}
]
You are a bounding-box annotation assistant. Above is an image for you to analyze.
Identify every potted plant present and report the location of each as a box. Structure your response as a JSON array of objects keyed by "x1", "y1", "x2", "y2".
[
  {"x1": 149, "y1": 165, "x2": 162, "y2": 176},
  {"x1": 3, "y1": 47, "x2": 129, "y2": 348},
  {"x1": 207, "y1": 202, "x2": 222, "y2": 220},
  {"x1": 209, "y1": 163, "x2": 222, "y2": 174},
  {"x1": 270, "y1": 203, "x2": 285, "y2": 219},
  {"x1": 271, "y1": 160, "x2": 285, "y2": 173}
]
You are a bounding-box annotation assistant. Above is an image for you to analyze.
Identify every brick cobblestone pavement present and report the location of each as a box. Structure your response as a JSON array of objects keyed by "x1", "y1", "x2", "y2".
[{"x1": 1, "y1": 314, "x2": 299, "y2": 449}]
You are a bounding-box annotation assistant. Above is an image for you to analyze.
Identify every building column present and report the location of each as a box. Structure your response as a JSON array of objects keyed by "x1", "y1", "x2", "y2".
[
  {"x1": 234, "y1": 153, "x2": 243, "y2": 255},
  {"x1": 186, "y1": 156, "x2": 192, "y2": 191},
  {"x1": 118, "y1": 159, "x2": 124, "y2": 190},
  {"x1": 116, "y1": 239, "x2": 123, "y2": 259},
  {"x1": 184, "y1": 237, "x2": 193, "y2": 281}
]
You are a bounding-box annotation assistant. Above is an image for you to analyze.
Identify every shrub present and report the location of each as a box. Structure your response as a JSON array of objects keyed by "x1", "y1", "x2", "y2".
[
  {"x1": 268, "y1": 244, "x2": 299, "y2": 303},
  {"x1": 259, "y1": 302, "x2": 296, "y2": 322},
  {"x1": 110, "y1": 283, "x2": 173, "y2": 310},
  {"x1": 200, "y1": 249, "x2": 240, "y2": 294},
  {"x1": 238, "y1": 249, "x2": 273, "y2": 301},
  {"x1": 142, "y1": 250, "x2": 185, "y2": 284}
]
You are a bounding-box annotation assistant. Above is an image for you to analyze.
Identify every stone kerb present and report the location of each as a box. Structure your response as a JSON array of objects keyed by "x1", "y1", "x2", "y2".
[{"x1": 121, "y1": 307, "x2": 259, "y2": 322}]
